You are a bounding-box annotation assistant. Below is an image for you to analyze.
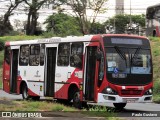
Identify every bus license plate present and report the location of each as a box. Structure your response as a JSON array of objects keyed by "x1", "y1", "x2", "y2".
[{"x1": 125, "y1": 98, "x2": 136, "y2": 103}]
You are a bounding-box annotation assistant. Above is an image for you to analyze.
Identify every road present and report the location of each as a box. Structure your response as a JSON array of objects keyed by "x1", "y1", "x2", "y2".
[{"x1": 0, "y1": 89, "x2": 160, "y2": 120}]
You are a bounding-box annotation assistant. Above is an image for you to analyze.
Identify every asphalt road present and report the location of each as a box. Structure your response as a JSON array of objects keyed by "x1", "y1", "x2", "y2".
[{"x1": 0, "y1": 89, "x2": 160, "y2": 120}]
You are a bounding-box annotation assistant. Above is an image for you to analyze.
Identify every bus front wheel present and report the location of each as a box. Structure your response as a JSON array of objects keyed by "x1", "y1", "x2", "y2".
[
  {"x1": 113, "y1": 103, "x2": 127, "y2": 109},
  {"x1": 22, "y1": 84, "x2": 30, "y2": 100},
  {"x1": 73, "y1": 91, "x2": 82, "y2": 109}
]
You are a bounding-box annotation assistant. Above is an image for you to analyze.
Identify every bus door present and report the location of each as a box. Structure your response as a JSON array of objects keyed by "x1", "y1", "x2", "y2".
[
  {"x1": 3, "y1": 47, "x2": 11, "y2": 93},
  {"x1": 83, "y1": 43, "x2": 99, "y2": 101},
  {"x1": 45, "y1": 44, "x2": 57, "y2": 97},
  {"x1": 10, "y1": 48, "x2": 19, "y2": 93}
]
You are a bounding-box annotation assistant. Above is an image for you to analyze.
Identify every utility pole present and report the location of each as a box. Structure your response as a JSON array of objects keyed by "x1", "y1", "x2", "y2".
[{"x1": 129, "y1": 0, "x2": 132, "y2": 29}]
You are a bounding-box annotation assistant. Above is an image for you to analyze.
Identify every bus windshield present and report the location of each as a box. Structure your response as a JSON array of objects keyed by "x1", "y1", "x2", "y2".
[
  {"x1": 103, "y1": 36, "x2": 152, "y2": 85},
  {"x1": 106, "y1": 47, "x2": 151, "y2": 75}
]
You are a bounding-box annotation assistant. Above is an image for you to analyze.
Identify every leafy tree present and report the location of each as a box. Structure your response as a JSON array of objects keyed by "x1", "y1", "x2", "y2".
[
  {"x1": 0, "y1": 0, "x2": 23, "y2": 36},
  {"x1": 24, "y1": 0, "x2": 46, "y2": 35},
  {"x1": 90, "y1": 22, "x2": 106, "y2": 34},
  {"x1": 0, "y1": 16, "x2": 13, "y2": 36},
  {"x1": 24, "y1": 0, "x2": 63, "y2": 35},
  {"x1": 3, "y1": 0, "x2": 23, "y2": 25},
  {"x1": 105, "y1": 14, "x2": 145, "y2": 34},
  {"x1": 0, "y1": 41, "x2": 4, "y2": 51},
  {"x1": 60, "y1": 0, "x2": 108, "y2": 35},
  {"x1": 44, "y1": 13, "x2": 82, "y2": 36}
]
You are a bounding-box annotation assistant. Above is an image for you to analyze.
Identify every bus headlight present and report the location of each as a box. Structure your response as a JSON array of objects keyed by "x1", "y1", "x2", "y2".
[
  {"x1": 145, "y1": 88, "x2": 152, "y2": 95},
  {"x1": 102, "y1": 87, "x2": 117, "y2": 95},
  {"x1": 106, "y1": 88, "x2": 112, "y2": 94}
]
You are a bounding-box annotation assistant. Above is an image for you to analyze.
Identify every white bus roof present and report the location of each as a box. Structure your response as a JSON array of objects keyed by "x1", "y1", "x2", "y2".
[{"x1": 7, "y1": 35, "x2": 95, "y2": 46}]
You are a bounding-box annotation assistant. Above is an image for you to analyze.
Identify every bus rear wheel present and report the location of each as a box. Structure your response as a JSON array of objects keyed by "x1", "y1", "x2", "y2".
[
  {"x1": 113, "y1": 103, "x2": 127, "y2": 109},
  {"x1": 22, "y1": 84, "x2": 30, "y2": 100},
  {"x1": 31, "y1": 96, "x2": 40, "y2": 101},
  {"x1": 73, "y1": 91, "x2": 82, "y2": 109}
]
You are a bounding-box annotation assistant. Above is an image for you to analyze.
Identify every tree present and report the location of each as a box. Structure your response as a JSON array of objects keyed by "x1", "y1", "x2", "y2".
[
  {"x1": 24, "y1": 0, "x2": 46, "y2": 35},
  {"x1": 105, "y1": 14, "x2": 145, "y2": 34},
  {"x1": 0, "y1": 41, "x2": 4, "y2": 51},
  {"x1": 0, "y1": 0, "x2": 23, "y2": 36},
  {"x1": 3, "y1": 0, "x2": 23, "y2": 25},
  {"x1": 61, "y1": 0, "x2": 108, "y2": 35},
  {"x1": 90, "y1": 22, "x2": 106, "y2": 34},
  {"x1": 44, "y1": 13, "x2": 82, "y2": 36}
]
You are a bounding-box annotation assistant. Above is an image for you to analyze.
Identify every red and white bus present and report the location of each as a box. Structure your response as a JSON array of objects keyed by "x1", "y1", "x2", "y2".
[
  {"x1": 146, "y1": 3, "x2": 160, "y2": 37},
  {"x1": 3, "y1": 34, "x2": 153, "y2": 109}
]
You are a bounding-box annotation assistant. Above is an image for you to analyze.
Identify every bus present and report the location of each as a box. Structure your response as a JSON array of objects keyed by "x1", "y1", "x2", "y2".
[
  {"x1": 146, "y1": 3, "x2": 160, "y2": 37},
  {"x1": 2, "y1": 34, "x2": 153, "y2": 109}
]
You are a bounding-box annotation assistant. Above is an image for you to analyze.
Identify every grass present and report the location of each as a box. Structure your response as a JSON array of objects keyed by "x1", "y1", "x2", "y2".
[
  {"x1": 0, "y1": 99, "x2": 119, "y2": 119},
  {"x1": 0, "y1": 68, "x2": 2, "y2": 89},
  {"x1": 0, "y1": 35, "x2": 43, "y2": 43},
  {"x1": 0, "y1": 100, "x2": 76, "y2": 112},
  {"x1": 149, "y1": 36, "x2": 160, "y2": 103}
]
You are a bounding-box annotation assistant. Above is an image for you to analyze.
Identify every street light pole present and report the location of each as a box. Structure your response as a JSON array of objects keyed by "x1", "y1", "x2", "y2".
[{"x1": 129, "y1": 0, "x2": 132, "y2": 29}]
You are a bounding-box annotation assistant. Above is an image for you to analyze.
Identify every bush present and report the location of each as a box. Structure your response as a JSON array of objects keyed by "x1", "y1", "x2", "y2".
[
  {"x1": 0, "y1": 41, "x2": 4, "y2": 51},
  {"x1": 42, "y1": 31, "x2": 56, "y2": 38},
  {"x1": 7, "y1": 31, "x2": 20, "y2": 36}
]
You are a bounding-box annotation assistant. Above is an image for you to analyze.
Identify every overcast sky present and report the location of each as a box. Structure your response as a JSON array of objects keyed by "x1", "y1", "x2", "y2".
[{"x1": 96, "y1": 0, "x2": 160, "y2": 22}]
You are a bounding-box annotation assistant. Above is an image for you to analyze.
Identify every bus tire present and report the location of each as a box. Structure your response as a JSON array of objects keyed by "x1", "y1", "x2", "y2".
[
  {"x1": 22, "y1": 83, "x2": 30, "y2": 100},
  {"x1": 73, "y1": 91, "x2": 82, "y2": 109},
  {"x1": 113, "y1": 103, "x2": 126, "y2": 109},
  {"x1": 153, "y1": 30, "x2": 156, "y2": 37},
  {"x1": 31, "y1": 96, "x2": 40, "y2": 101}
]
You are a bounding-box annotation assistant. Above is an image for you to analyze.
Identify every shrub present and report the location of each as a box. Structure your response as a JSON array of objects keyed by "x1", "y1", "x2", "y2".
[{"x1": 0, "y1": 41, "x2": 4, "y2": 51}]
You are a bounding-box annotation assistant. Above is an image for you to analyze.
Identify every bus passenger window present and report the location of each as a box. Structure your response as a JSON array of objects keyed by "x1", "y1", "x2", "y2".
[
  {"x1": 40, "y1": 44, "x2": 45, "y2": 66},
  {"x1": 70, "y1": 43, "x2": 83, "y2": 69},
  {"x1": 4, "y1": 47, "x2": 10, "y2": 65},
  {"x1": 19, "y1": 45, "x2": 29, "y2": 66},
  {"x1": 57, "y1": 43, "x2": 70, "y2": 66},
  {"x1": 29, "y1": 45, "x2": 40, "y2": 66}
]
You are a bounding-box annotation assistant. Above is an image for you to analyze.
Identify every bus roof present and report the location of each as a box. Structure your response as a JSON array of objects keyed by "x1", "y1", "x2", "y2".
[
  {"x1": 147, "y1": 3, "x2": 160, "y2": 10},
  {"x1": 6, "y1": 34, "x2": 148, "y2": 46},
  {"x1": 6, "y1": 35, "x2": 94, "y2": 46},
  {"x1": 103, "y1": 34, "x2": 148, "y2": 39}
]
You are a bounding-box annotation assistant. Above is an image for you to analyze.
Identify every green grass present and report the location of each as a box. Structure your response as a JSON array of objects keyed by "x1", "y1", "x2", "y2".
[
  {"x1": 149, "y1": 36, "x2": 160, "y2": 103},
  {"x1": 0, "y1": 35, "x2": 43, "y2": 42},
  {"x1": 0, "y1": 99, "x2": 78, "y2": 111},
  {"x1": 0, "y1": 51, "x2": 4, "y2": 67}
]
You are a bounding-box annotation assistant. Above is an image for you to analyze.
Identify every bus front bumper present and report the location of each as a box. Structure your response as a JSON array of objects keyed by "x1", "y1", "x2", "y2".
[{"x1": 97, "y1": 93, "x2": 152, "y2": 103}]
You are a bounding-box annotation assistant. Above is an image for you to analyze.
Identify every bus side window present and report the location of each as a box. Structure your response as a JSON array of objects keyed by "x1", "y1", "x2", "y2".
[
  {"x1": 29, "y1": 45, "x2": 40, "y2": 66},
  {"x1": 40, "y1": 44, "x2": 45, "y2": 66},
  {"x1": 19, "y1": 45, "x2": 29, "y2": 66},
  {"x1": 57, "y1": 43, "x2": 70, "y2": 66},
  {"x1": 4, "y1": 47, "x2": 10, "y2": 65},
  {"x1": 70, "y1": 42, "x2": 83, "y2": 69}
]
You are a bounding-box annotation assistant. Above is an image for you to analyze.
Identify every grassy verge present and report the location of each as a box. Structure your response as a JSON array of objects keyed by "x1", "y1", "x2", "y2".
[
  {"x1": 0, "y1": 100, "x2": 76, "y2": 111},
  {"x1": 149, "y1": 37, "x2": 160, "y2": 103},
  {"x1": 0, "y1": 68, "x2": 2, "y2": 89},
  {"x1": 0, "y1": 98, "x2": 119, "y2": 119},
  {"x1": 0, "y1": 35, "x2": 43, "y2": 42}
]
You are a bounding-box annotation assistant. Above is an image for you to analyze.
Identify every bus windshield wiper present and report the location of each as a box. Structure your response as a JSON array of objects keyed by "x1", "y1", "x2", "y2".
[
  {"x1": 114, "y1": 46, "x2": 127, "y2": 66},
  {"x1": 114, "y1": 46, "x2": 126, "y2": 60},
  {"x1": 131, "y1": 47, "x2": 141, "y2": 65}
]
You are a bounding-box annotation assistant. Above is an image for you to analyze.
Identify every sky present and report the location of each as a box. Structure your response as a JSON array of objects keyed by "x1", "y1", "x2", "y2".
[
  {"x1": 96, "y1": 0, "x2": 160, "y2": 22},
  {"x1": 0, "y1": 0, "x2": 160, "y2": 30}
]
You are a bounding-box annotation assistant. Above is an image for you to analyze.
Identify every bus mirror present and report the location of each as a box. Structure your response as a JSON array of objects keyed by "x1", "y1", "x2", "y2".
[{"x1": 96, "y1": 51, "x2": 102, "y2": 61}]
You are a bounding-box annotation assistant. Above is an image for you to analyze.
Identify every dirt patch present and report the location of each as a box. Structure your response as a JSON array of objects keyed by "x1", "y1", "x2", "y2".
[{"x1": 0, "y1": 98, "x2": 15, "y2": 105}]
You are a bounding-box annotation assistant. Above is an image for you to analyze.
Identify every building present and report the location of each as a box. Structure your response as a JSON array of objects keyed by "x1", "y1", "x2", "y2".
[{"x1": 115, "y1": 0, "x2": 124, "y2": 15}]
